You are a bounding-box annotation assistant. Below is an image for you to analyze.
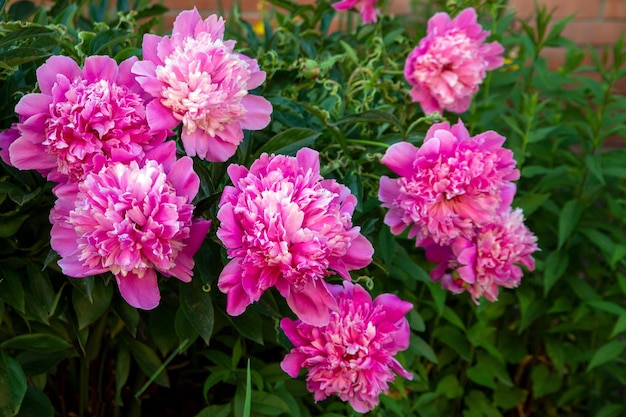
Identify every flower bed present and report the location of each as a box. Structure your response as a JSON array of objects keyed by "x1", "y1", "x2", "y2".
[{"x1": 0, "y1": 0, "x2": 625, "y2": 416}]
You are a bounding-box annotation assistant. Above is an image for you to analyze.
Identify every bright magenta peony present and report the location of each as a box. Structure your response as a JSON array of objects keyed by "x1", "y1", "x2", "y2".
[
  {"x1": 132, "y1": 8, "x2": 272, "y2": 162},
  {"x1": 379, "y1": 120, "x2": 519, "y2": 246},
  {"x1": 49, "y1": 142, "x2": 211, "y2": 310},
  {"x1": 216, "y1": 147, "x2": 374, "y2": 326},
  {"x1": 404, "y1": 7, "x2": 504, "y2": 114},
  {"x1": 9, "y1": 55, "x2": 168, "y2": 183},
  {"x1": 280, "y1": 281, "x2": 413, "y2": 413},
  {"x1": 332, "y1": 0, "x2": 380, "y2": 24},
  {"x1": 425, "y1": 207, "x2": 538, "y2": 302}
]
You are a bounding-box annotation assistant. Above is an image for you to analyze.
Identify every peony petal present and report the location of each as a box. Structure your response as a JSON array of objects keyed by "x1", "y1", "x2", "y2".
[
  {"x1": 239, "y1": 95, "x2": 272, "y2": 130},
  {"x1": 37, "y1": 56, "x2": 81, "y2": 95},
  {"x1": 217, "y1": 259, "x2": 251, "y2": 316},
  {"x1": 141, "y1": 34, "x2": 164, "y2": 64},
  {"x1": 286, "y1": 280, "x2": 337, "y2": 326},
  {"x1": 381, "y1": 141, "x2": 419, "y2": 177},
  {"x1": 146, "y1": 100, "x2": 179, "y2": 131},
  {"x1": 83, "y1": 55, "x2": 118, "y2": 83},
  {"x1": 167, "y1": 156, "x2": 200, "y2": 201},
  {"x1": 14, "y1": 94, "x2": 52, "y2": 118},
  {"x1": 116, "y1": 270, "x2": 161, "y2": 310},
  {"x1": 172, "y1": 8, "x2": 203, "y2": 38}
]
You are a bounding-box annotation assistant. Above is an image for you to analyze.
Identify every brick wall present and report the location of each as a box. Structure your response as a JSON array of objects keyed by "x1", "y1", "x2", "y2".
[{"x1": 160, "y1": 0, "x2": 626, "y2": 50}]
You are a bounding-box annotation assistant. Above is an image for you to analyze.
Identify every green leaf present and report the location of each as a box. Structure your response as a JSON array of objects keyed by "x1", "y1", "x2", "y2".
[
  {"x1": 558, "y1": 199, "x2": 582, "y2": 249},
  {"x1": 114, "y1": 345, "x2": 130, "y2": 406},
  {"x1": 587, "y1": 340, "x2": 626, "y2": 371},
  {"x1": 0, "y1": 214, "x2": 27, "y2": 238},
  {"x1": 0, "y1": 352, "x2": 27, "y2": 416},
  {"x1": 0, "y1": 269, "x2": 25, "y2": 313},
  {"x1": 467, "y1": 363, "x2": 496, "y2": 389},
  {"x1": 225, "y1": 310, "x2": 264, "y2": 345},
  {"x1": 72, "y1": 279, "x2": 113, "y2": 330},
  {"x1": 0, "y1": 334, "x2": 73, "y2": 352},
  {"x1": 127, "y1": 339, "x2": 170, "y2": 388},
  {"x1": 335, "y1": 109, "x2": 402, "y2": 130},
  {"x1": 433, "y1": 326, "x2": 471, "y2": 361},
  {"x1": 435, "y1": 374, "x2": 463, "y2": 399},
  {"x1": 543, "y1": 250, "x2": 569, "y2": 295},
  {"x1": 610, "y1": 313, "x2": 626, "y2": 338},
  {"x1": 442, "y1": 307, "x2": 466, "y2": 331},
  {"x1": 595, "y1": 404, "x2": 624, "y2": 417},
  {"x1": 180, "y1": 278, "x2": 214, "y2": 345},
  {"x1": 410, "y1": 334, "x2": 438, "y2": 364},
  {"x1": 14, "y1": 386, "x2": 53, "y2": 417},
  {"x1": 250, "y1": 391, "x2": 291, "y2": 415},
  {"x1": 513, "y1": 193, "x2": 550, "y2": 216},
  {"x1": 585, "y1": 154, "x2": 605, "y2": 185},
  {"x1": 253, "y1": 127, "x2": 321, "y2": 160},
  {"x1": 493, "y1": 384, "x2": 526, "y2": 410},
  {"x1": 243, "y1": 359, "x2": 251, "y2": 417},
  {"x1": 531, "y1": 363, "x2": 562, "y2": 398},
  {"x1": 175, "y1": 307, "x2": 199, "y2": 348}
]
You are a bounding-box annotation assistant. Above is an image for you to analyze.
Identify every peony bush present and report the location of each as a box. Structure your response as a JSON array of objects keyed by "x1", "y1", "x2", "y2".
[{"x1": 0, "y1": 0, "x2": 625, "y2": 416}]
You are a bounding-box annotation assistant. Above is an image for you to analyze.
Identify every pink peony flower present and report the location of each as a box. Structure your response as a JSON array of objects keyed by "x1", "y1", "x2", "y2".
[
  {"x1": 280, "y1": 281, "x2": 413, "y2": 413},
  {"x1": 49, "y1": 142, "x2": 211, "y2": 310},
  {"x1": 379, "y1": 120, "x2": 519, "y2": 245},
  {"x1": 9, "y1": 55, "x2": 169, "y2": 183},
  {"x1": 132, "y1": 8, "x2": 272, "y2": 162},
  {"x1": 0, "y1": 123, "x2": 19, "y2": 166},
  {"x1": 332, "y1": 0, "x2": 380, "y2": 24},
  {"x1": 425, "y1": 207, "x2": 538, "y2": 302},
  {"x1": 216, "y1": 147, "x2": 374, "y2": 325},
  {"x1": 404, "y1": 7, "x2": 504, "y2": 114}
]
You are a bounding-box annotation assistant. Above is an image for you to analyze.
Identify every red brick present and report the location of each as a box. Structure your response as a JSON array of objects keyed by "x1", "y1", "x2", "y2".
[
  {"x1": 561, "y1": 20, "x2": 626, "y2": 45},
  {"x1": 604, "y1": 0, "x2": 626, "y2": 19},
  {"x1": 508, "y1": 0, "x2": 602, "y2": 19}
]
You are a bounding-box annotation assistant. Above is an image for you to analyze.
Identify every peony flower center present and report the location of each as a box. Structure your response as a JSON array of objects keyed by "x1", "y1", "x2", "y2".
[
  {"x1": 155, "y1": 33, "x2": 251, "y2": 137},
  {"x1": 45, "y1": 78, "x2": 151, "y2": 180},
  {"x1": 68, "y1": 161, "x2": 193, "y2": 277}
]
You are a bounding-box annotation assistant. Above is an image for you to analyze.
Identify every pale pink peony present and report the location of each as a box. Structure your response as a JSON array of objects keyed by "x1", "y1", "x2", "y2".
[
  {"x1": 132, "y1": 8, "x2": 272, "y2": 162},
  {"x1": 332, "y1": 0, "x2": 380, "y2": 24},
  {"x1": 9, "y1": 55, "x2": 169, "y2": 183},
  {"x1": 216, "y1": 147, "x2": 374, "y2": 325},
  {"x1": 425, "y1": 207, "x2": 538, "y2": 302},
  {"x1": 49, "y1": 142, "x2": 211, "y2": 310},
  {"x1": 404, "y1": 7, "x2": 504, "y2": 114},
  {"x1": 379, "y1": 120, "x2": 519, "y2": 246},
  {"x1": 280, "y1": 281, "x2": 413, "y2": 413}
]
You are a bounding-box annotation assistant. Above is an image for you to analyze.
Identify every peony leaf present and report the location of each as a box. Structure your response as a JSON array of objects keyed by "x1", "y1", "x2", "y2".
[
  {"x1": 0, "y1": 333, "x2": 73, "y2": 352},
  {"x1": 252, "y1": 127, "x2": 321, "y2": 160},
  {"x1": 557, "y1": 199, "x2": 582, "y2": 250},
  {"x1": 180, "y1": 277, "x2": 214, "y2": 345},
  {"x1": 587, "y1": 340, "x2": 626, "y2": 371},
  {"x1": 0, "y1": 352, "x2": 27, "y2": 416}
]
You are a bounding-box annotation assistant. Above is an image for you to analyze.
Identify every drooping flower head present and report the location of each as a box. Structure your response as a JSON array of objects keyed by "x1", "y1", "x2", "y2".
[
  {"x1": 404, "y1": 7, "x2": 504, "y2": 114},
  {"x1": 280, "y1": 281, "x2": 413, "y2": 413},
  {"x1": 132, "y1": 8, "x2": 272, "y2": 162},
  {"x1": 49, "y1": 142, "x2": 211, "y2": 309},
  {"x1": 425, "y1": 207, "x2": 538, "y2": 302},
  {"x1": 9, "y1": 55, "x2": 169, "y2": 183},
  {"x1": 217, "y1": 147, "x2": 374, "y2": 325},
  {"x1": 379, "y1": 120, "x2": 519, "y2": 245},
  {"x1": 332, "y1": 0, "x2": 380, "y2": 24}
]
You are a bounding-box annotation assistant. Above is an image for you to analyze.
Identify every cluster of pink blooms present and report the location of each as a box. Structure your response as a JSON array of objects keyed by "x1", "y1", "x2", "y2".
[
  {"x1": 132, "y1": 8, "x2": 272, "y2": 162},
  {"x1": 0, "y1": 8, "x2": 273, "y2": 309},
  {"x1": 280, "y1": 281, "x2": 413, "y2": 413},
  {"x1": 404, "y1": 8, "x2": 504, "y2": 115},
  {"x1": 0, "y1": 4, "x2": 540, "y2": 413},
  {"x1": 215, "y1": 148, "x2": 413, "y2": 410},
  {"x1": 379, "y1": 120, "x2": 538, "y2": 302}
]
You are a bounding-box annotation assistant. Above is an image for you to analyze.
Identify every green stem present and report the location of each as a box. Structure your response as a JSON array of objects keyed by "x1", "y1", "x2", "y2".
[{"x1": 345, "y1": 139, "x2": 390, "y2": 148}]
